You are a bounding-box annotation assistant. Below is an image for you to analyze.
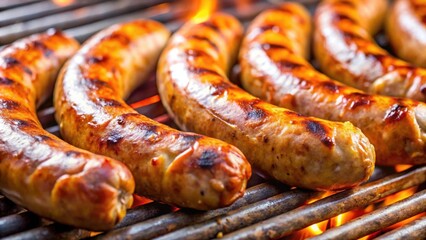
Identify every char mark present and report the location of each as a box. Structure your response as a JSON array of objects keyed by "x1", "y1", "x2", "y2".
[
  {"x1": 197, "y1": 150, "x2": 218, "y2": 169},
  {"x1": 321, "y1": 81, "x2": 342, "y2": 93},
  {"x1": 260, "y1": 43, "x2": 292, "y2": 52},
  {"x1": 106, "y1": 131, "x2": 123, "y2": 147},
  {"x1": 86, "y1": 56, "x2": 108, "y2": 64},
  {"x1": 345, "y1": 92, "x2": 373, "y2": 110},
  {"x1": 239, "y1": 99, "x2": 267, "y2": 120},
  {"x1": 98, "y1": 98, "x2": 122, "y2": 107},
  {"x1": 201, "y1": 21, "x2": 220, "y2": 32},
  {"x1": 336, "y1": 0, "x2": 356, "y2": 7},
  {"x1": 65, "y1": 150, "x2": 82, "y2": 157},
  {"x1": 1, "y1": 57, "x2": 34, "y2": 76},
  {"x1": 0, "y1": 77, "x2": 14, "y2": 85},
  {"x1": 210, "y1": 81, "x2": 232, "y2": 96},
  {"x1": 33, "y1": 41, "x2": 53, "y2": 57},
  {"x1": 101, "y1": 33, "x2": 131, "y2": 45},
  {"x1": 188, "y1": 35, "x2": 219, "y2": 51},
  {"x1": 138, "y1": 124, "x2": 158, "y2": 139},
  {"x1": 34, "y1": 135, "x2": 52, "y2": 142},
  {"x1": 12, "y1": 119, "x2": 37, "y2": 128},
  {"x1": 384, "y1": 104, "x2": 408, "y2": 124},
  {"x1": 305, "y1": 120, "x2": 334, "y2": 148},
  {"x1": 332, "y1": 13, "x2": 357, "y2": 24},
  {"x1": 116, "y1": 113, "x2": 140, "y2": 125},
  {"x1": 255, "y1": 24, "x2": 281, "y2": 33},
  {"x1": 180, "y1": 134, "x2": 202, "y2": 144},
  {"x1": 188, "y1": 66, "x2": 222, "y2": 77},
  {"x1": 0, "y1": 99, "x2": 19, "y2": 110},
  {"x1": 276, "y1": 60, "x2": 304, "y2": 71},
  {"x1": 184, "y1": 49, "x2": 210, "y2": 58},
  {"x1": 85, "y1": 78, "x2": 111, "y2": 90}
]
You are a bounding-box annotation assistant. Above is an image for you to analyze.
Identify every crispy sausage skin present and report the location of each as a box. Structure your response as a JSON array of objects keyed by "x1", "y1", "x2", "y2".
[
  {"x1": 157, "y1": 13, "x2": 375, "y2": 191},
  {"x1": 314, "y1": 0, "x2": 426, "y2": 101},
  {"x1": 0, "y1": 31, "x2": 135, "y2": 231},
  {"x1": 54, "y1": 20, "x2": 251, "y2": 210},
  {"x1": 387, "y1": 0, "x2": 426, "y2": 67},
  {"x1": 240, "y1": 3, "x2": 426, "y2": 165}
]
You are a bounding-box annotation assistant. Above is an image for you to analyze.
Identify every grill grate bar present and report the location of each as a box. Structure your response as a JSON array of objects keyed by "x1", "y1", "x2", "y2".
[
  {"x1": 375, "y1": 215, "x2": 426, "y2": 240},
  {"x1": 0, "y1": 0, "x2": 173, "y2": 44},
  {"x1": 0, "y1": 212, "x2": 42, "y2": 238},
  {"x1": 155, "y1": 190, "x2": 321, "y2": 240},
  {"x1": 0, "y1": 198, "x2": 21, "y2": 218},
  {"x1": 221, "y1": 166, "x2": 426, "y2": 240},
  {"x1": 93, "y1": 183, "x2": 287, "y2": 240},
  {"x1": 0, "y1": 0, "x2": 113, "y2": 27},
  {"x1": 311, "y1": 189, "x2": 426, "y2": 240},
  {"x1": 0, "y1": 0, "x2": 43, "y2": 10},
  {"x1": 3, "y1": 224, "x2": 90, "y2": 240}
]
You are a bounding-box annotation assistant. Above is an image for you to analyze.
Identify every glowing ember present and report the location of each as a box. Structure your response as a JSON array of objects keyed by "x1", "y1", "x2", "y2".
[
  {"x1": 190, "y1": 0, "x2": 218, "y2": 23},
  {"x1": 130, "y1": 95, "x2": 161, "y2": 109},
  {"x1": 395, "y1": 164, "x2": 412, "y2": 172},
  {"x1": 132, "y1": 194, "x2": 153, "y2": 208},
  {"x1": 51, "y1": 0, "x2": 74, "y2": 7}
]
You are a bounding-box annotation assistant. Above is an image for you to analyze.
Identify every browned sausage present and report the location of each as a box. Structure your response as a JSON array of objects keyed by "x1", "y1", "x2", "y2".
[
  {"x1": 54, "y1": 20, "x2": 251, "y2": 210},
  {"x1": 157, "y1": 13, "x2": 376, "y2": 191},
  {"x1": 240, "y1": 2, "x2": 426, "y2": 166},
  {"x1": 0, "y1": 30, "x2": 135, "y2": 231},
  {"x1": 314, "y1": 0, "x2": 426, "y2": 101},
  {"x1": 387, "y1": 0, "x2": 426, "y2": 67}
]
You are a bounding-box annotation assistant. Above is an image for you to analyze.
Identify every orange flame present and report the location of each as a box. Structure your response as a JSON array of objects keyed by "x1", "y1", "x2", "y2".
[
  {"x1": 190, "y1": 0, "x2": 218, "y2": 23},
  {"x1": 52, "y1": 0, "x2": 74, "y2": 7},
  {"x1": 395, "y1": 164, "x2": 412, "y2": 172}
]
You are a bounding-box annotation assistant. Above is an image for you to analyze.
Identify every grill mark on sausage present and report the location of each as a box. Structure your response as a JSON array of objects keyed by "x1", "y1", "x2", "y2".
[
  {"x1": 336, "y1": 0, "x2": 356, "y2": 7},
  {"x1": 276, "y1": 60, "x2": 304, "y2": 71},
  {"x1": 101, "y1": 33, "x2": 131, "y2": 45},
  {"x1": 197, "y1": 150, "x2": 218, "y2": 169},
  {"x1": 105, "y1": 131, "x2": 123, "y2": 147},
  {"x1": 33, "y1": 135, "x2": 53, "y2": 142},
  {"x1": 188, "y1": 66, "x2": 222, "y2": 77},
  {"x1": 86, "y1": 56, "x2": 108, "y2": 64},
  {"x1": 184, "y1": 49, "x2": 210, "y2": 58},
  {"x1": 180, "y1": 134, "x2": 202, "y2": 144},
  {"x1": 138, "y1": 124, "x2": 158, "y2": 140},
  {"x1": 0, "y1": 99, "x2": 19, "y2": 110},
  {"x1": 0, "y1": 77, "x2": 15, "y2": 85},
  {"x1": 304, "y1": 120, "x2": 334, "y2": 148},
  {"x1": 321, "y1": 81, "x2": 342, "y2": 93},
  {"x1": 384, "y1": 104, "x2": 408, "y2": 123},
  {"x1": 201, "y1": 21, "x2": 220, "y2": 32},
  {"x1": 98, "y1": 98, "x2": 122, "y2": 107},
  {"x1": 345, "y1": 92, "x2": 373, "y2": 110},
  {"x1": 84, "y1": 78, "x2": 111, "y2": 90},
  {"x1": 210, "y1": 81, "x2": 232, "y2": 96},
  {"x1": 65, "y1": 150, "x2": 82, "y2": 157},
  {"x1": 116, "y1": 113, "x2": 140, "y2": 125},
  {"x1": 188, "y1": 35, "x2": 219, "y2": 51},
  {"x1": 238, "y1": 99, "x2": 267, "y2": 120},
  {"x1": 33, "y1": 40, "x2": 53, "y2": 57},
  {"x1": 2, "y1": 57, "x2": 33, "y2": 75},
  {"x1": 12, "y1": 119, "x2": 37, "y2": 129},
  {"x1": 259, "y1": 43, "x2": 292, "y2": 52},
  {"x1": 331, "y1": 13, "x2": 357, "y2": 24}
]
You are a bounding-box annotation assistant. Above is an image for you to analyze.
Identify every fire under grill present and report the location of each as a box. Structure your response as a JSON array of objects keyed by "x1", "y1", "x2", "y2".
[{"x1": 0, "y1": 0, "x2": 425, "y2": 239}]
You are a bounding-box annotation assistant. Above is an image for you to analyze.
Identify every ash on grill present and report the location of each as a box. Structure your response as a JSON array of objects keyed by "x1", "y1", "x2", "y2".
[{"x1": 0, "y1": 1, "x2": 425, "y2": 239}]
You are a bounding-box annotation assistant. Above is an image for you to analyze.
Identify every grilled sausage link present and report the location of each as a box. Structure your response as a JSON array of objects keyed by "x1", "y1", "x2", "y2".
[
  {"x1": 0, "y1": 31, "x2": 135, "y2": 231},
  {"x1": 240, "y1": 3, "x2": 426, "y2": 165},
  {"x1": 54, "y1": 20, "x2": 251, "y2": 210},
  {"x1": 314, "y1": 0, "x2": 426, "y2": 101},
  {"x1": 387, "y1": 0, "x2": 426, "y2": 67},
  {"x1": 157, "y1": 13, "x2": 375, "y2": 191}
]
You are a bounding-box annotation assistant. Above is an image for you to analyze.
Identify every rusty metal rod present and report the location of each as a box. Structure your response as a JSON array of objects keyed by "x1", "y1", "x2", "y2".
[
  {"x1": 310, "y1": 189, "x2": 426, "y2": 240},
  {"x1": 94, "y1": 183, "x2": 286, "y2": 240},
  {"x1": 0, "y1": 211, "x2": 41, "y2": 237},
  {"x1": 155, "y1": 190, "x2": 321, "y2": 240},
  {"x1": 113, "y1": 202, "x2": 173, "y2": 229},
  {"x1": 3, "y1": 223, "x2": 90, "y2": 240},
  {"x1": 222, "y1": 166, "x2": 426, "y2": 240},
  {"x1": 375, "y1": 215, "x2": 426, "y2": 240}
]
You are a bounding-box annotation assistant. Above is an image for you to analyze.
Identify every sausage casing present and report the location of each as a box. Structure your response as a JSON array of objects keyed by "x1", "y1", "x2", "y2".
[
  {"x1": 157, "y1": 13, "x2": 376, "y2": 191},
  {"x1": 0, "y1": 31, "x2": 135, "y2": 231},
  {"x1": 240, "y1": 2, "x2": 426, "y2": 165},
  {"x1": 314, "y1": 0, "x2": 426, "y2": 101},
  {"x1": 387, "y1": 0, "x2": 426, "y2": 67},
  {"x1": 54, "y1": 20, "x2": 251, "y2": 210}
]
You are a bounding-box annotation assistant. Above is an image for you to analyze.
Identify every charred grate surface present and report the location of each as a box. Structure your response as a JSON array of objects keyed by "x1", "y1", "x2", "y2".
[{"x1": 0, "y1": 0, "x2": 425, "y2": 239}]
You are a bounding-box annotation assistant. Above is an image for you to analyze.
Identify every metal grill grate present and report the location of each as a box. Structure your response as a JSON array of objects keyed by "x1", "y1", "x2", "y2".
[{"x1": 0, "y1": 1, "x2": 425, "y2": 239}]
